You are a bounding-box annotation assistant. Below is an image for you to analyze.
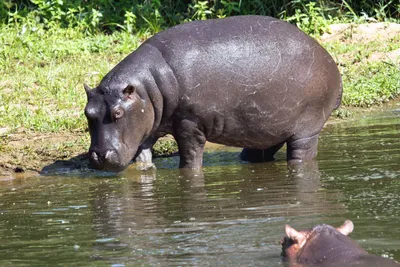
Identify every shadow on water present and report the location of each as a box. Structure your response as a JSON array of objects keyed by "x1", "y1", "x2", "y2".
[{"x1": 0, "y1": 106, "x2": 399, "y2": 266}]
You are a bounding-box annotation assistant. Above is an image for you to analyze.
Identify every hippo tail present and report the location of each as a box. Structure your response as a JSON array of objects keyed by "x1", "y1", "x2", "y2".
[{"x1": 333, "y1": 76, "x2": 343, "y2": 110}]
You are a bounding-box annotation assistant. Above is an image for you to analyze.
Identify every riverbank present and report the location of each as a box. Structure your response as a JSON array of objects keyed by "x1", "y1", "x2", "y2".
[
  {"x1": 1, "y1": 22, "x2": 400, "y2": 177},
  {"x1": 1, "y1": 101, "x2": 398, "y2": 179}
]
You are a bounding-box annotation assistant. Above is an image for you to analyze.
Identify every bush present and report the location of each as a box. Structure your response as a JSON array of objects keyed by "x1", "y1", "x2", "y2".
[{"x1": 1, "y1": 1, "x2": 398, "y2": 34}]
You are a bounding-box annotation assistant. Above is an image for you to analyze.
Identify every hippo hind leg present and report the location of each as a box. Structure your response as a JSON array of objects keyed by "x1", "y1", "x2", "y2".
[
  {"x1": 240, "y1": 142, "x2": 285, "y2": 162},
  {"x1": 286, "y1": 134, "x2": 319, "y2": 162}
]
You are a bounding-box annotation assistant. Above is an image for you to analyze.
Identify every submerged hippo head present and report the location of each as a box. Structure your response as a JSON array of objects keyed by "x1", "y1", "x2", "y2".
[
  {"x1": 281, "y1": 220, "x2": 362, "y2": 265},
  {"x1": 84, "y1": 83, "x2": 154, "y2": 171}
]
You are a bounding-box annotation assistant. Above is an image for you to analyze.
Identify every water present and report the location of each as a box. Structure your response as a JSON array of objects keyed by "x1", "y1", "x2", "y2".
[{"x1": 0, "y1": 106, "x2": 399, "y2": 266}]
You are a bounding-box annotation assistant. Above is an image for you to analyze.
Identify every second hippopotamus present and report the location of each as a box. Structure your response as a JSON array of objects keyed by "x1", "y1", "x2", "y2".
[{"x1": 282, "y1": 220, "x2": 399, "y2": 266}]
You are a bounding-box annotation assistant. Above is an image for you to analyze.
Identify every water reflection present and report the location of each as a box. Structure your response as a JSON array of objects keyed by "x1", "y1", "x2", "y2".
[
  {"x1": 81, "y1": 159, "x2": 347, "y2": 266},
  {"x1": 0, "y1": 106, "x2": 399, "y2": 266}
]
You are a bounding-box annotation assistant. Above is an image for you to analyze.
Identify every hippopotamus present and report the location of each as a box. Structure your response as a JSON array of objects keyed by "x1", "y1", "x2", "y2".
[
  {"x1": 84, "y1": 15, "x2": 342, "y2": 171},
  {"x1": 282, "y1": 220, "x2": 400, "y2": 266}
]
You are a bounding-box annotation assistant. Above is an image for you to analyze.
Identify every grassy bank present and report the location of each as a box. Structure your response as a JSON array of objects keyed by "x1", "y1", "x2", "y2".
[
  {"x1": 0, "y1": 26, "x2": 144, "y2": 132},
  {"x1": 0, "y1": 5, "x2": 400, "y2": 174},
  {"x1": 1, "y1": 21, "x2": 399, "y2": 133}
]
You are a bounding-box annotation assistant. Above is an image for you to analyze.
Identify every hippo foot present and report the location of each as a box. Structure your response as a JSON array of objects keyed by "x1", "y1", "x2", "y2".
[
  {"x1": 287, "y1": 134, "x2": 319, "y2": 162},
  {"x1": 133, "y1": 147, "x2": 155, "y2": 170},
  {"x1": 135, "y1": 162, "x2": 156, "y2": 171}
]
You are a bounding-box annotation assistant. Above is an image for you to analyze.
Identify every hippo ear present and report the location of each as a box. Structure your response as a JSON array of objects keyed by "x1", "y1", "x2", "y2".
[
  {"x1": 336, "y1": 220, "x2": 354, "y2": 236},
  {"x1": 285, "y1": 225, "x2": 307, "y2": 247},
  {"x1": 84, "y1": 84, "x2": 93, "y2": 98},
  {"x1": 123, "y1": 84, "x2": 136, "y2": 100},
  {"x1": 84, "y1": 84, "x2": 91, "y2": 93}
]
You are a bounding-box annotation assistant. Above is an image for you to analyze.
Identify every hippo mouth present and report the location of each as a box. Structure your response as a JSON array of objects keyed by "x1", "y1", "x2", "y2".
[{"x1": 89, "y1": 148, "x2": 134, "y2": 172}]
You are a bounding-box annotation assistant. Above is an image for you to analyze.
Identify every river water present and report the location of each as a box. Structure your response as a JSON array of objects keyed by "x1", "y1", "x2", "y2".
[{"x1": 0, "y1": 106, "x2": 399, "y2": 266}]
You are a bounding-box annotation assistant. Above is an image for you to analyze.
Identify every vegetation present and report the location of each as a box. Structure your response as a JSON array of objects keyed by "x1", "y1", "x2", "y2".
[
  {"x1": 152, "y1": 138, "x2": 179, "y2": 157},
  {"x1": 1, "y1": 1, "x2": 399, "y2": 34},
  {"x1": 0, "y1": 0, "x2": 399, "y2": 172},
  {"x1": 324, "y1": 28, "x2": 400, "y2": 108}
]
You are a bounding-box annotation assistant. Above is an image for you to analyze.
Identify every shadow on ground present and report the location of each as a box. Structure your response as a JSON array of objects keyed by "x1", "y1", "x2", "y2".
[{"x1": 40, "y1": 153, "x2": 90, "y2": 175}]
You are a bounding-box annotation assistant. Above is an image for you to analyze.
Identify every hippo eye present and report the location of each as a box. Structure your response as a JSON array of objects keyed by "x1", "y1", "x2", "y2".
[{"x1": 113, "y1": 108, "x2": 124, "y2": 120}]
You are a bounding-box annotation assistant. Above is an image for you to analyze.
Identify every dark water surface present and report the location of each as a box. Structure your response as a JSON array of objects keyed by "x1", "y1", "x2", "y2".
[{"x1": 1, "y1": 106, "x2": 399, "y2": 266}]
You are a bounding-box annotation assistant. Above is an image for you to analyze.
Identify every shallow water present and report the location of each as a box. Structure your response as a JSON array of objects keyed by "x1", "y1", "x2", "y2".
[{"x1": 0, "y1": 106, "x2": 399, "y2": 266}]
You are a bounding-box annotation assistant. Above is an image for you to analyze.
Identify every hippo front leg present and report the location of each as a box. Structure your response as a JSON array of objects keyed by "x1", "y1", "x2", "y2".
[
  {"x1": 174, "y1": 119, "x2": 206, "y2": 169},
  {"x1": 286, "y1": 134, "x2": 319, "y2": 162},
  {"x1": 134, "y1": 137, "x2": 157, "y2": 170}
]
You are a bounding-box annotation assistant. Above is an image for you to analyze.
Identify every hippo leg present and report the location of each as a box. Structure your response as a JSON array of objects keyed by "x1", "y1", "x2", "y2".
[
  {"x1": 135, "y1": 148, "x2": 155, "y2": 170},
  {"x1": 174, "y1": 120, "x2": 206, "y2": 169},
  {"x1": 134, "y1": 138, "x2": 157, "y2": 170},
  {"x1": 135, "y1": 148, "x2": 152, "y2": 163},
  {"x1": 240, "y1": 142, "x2": 285, "y2": 162},
  {"x1": 286, "y1": 134, "x2": 319, "y2": 162}
]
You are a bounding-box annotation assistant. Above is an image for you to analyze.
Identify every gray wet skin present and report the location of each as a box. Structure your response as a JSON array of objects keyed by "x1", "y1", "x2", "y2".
[
  {"x1": 282, "y1": 221, "x2": 400, "y2": 267},
  {"x1": 84, "y1": 15, "x2": 343, "y2": 171}
]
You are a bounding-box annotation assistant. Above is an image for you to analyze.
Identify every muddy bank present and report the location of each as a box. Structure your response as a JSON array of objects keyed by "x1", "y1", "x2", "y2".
[
  {"x1": 0, "y1": 130, "x2": 174, "y2": 176},
  {"x1": 0, "y1": 131, "x2": 88, "y2": 177}
]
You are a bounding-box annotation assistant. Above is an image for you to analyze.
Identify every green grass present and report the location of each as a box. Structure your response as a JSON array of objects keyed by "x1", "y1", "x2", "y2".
[
  {"x1": 0, "y1": 1, "x2": 399, "y2": 172},
  {"x1": 152, "y1": 139, "x2": 178, "y2": 157},
  {"x1": 323, "y1": 32, "x2": 400, "y2": 107},
  {"x1": 0, "y1": 24, "x2": 148, "y2": 133},
  {"x1": 1, "y1": 20, "x2": 400, "y2": 135},
  {"x1": 1, "y1": 16, "x2": 400, "y2": 172},
  {"x1": 342, "y1": 62, "x2": 400, "y2": 107}
]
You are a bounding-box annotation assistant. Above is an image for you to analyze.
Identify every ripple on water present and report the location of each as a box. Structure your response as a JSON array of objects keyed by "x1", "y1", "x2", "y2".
[{"x1": 0, "y1": 107, "x2": 399, "y2": 266}]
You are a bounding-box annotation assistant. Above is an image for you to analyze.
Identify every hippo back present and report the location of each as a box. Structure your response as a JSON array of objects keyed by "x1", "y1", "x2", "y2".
[{"x1": 145, "y1": 15, "x2": 342, "y2": 147}]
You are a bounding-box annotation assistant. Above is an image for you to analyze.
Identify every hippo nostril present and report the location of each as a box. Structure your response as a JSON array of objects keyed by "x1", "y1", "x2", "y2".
[{"x1": 89, "y1": 149, "x2": 122, "y2": 170}]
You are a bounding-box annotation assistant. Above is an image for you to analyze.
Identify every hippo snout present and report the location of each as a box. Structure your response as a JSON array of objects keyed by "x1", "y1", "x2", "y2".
[{"x1": 89, "y1": 149, "x2": 125, "y2": 171}]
